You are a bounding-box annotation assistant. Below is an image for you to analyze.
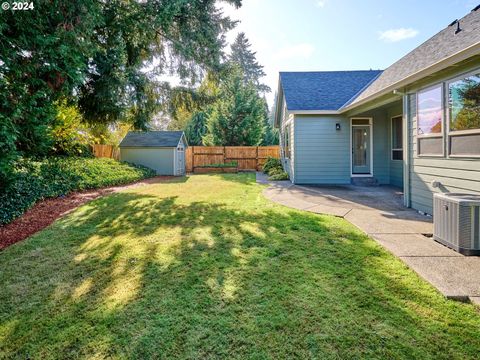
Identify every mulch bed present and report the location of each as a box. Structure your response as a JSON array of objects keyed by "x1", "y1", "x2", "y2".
[{"x1": 0, "y1": 176, "x2": 174, "y2": 251}]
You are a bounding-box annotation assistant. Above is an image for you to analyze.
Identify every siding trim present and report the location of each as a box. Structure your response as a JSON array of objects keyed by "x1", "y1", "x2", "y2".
[{"x1": 403, "y1": 94, "x2": 411, "y2": 207}]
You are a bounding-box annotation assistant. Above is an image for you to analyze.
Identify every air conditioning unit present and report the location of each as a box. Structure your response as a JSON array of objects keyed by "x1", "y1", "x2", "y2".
[{"x1": 433, "y1": 193, "x2": 480, "y2": 255}]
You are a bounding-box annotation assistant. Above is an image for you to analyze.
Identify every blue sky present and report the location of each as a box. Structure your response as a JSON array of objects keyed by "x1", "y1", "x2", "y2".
[{"x1": 220, "y1": 0, "x2": 479, "y2": 106}]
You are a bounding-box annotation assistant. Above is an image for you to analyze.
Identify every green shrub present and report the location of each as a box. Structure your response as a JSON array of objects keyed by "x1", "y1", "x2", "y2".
[
  {"x1": 267, "y1": 166, "x2": 284, "y2": 176},
  {"x1": 0, "y1": 157, "x2": 156, "y2": 225},
  {"x1": 262, "y1": 157, "x2": 282, "y2": 174},
  {"x1": 268, "y1": 171, "x2": 289, "y2": 181},
  {"x1": 197, "y1": 161, "x2": 238, "y2": 168}
]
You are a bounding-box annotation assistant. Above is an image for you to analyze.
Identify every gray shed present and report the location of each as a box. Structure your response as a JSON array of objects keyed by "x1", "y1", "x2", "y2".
[{"x1": 119, "y1": 131, "x2": 188, "y2": 175}]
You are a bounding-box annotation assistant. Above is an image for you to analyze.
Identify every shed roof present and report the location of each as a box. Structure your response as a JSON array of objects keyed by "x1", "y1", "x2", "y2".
[
  {"x1": 119, "y1": 131, "x2": 185, "y2": 148},
  {"x1": 279, "y1": 70, "x2": 382, "y2": 111},
  {"x1": 348, "y1": 7, "x2": 480, "y2": 106}
]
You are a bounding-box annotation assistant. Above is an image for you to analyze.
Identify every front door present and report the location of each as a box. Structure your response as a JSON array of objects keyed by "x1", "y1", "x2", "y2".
[{"x1": 352, "y1": 126, "x2": 371, "y2": 174}]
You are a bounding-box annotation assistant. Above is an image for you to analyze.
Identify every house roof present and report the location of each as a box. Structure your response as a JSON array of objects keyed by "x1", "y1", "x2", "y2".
[
  {"x1": 119, "y1": 131, "x2": 185, "y2": 148},
  {"x1": 348, "y1": 7, "x2": 480, "y2": 107},
  {"x1": 279, "y1": 70, "x2": 382, "y2": 111}
]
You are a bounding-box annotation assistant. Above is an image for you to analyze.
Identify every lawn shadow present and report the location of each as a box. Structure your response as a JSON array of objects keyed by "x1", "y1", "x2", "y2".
[{"x1": 1, "y1": 191, "x2": 479, "y2": 358}]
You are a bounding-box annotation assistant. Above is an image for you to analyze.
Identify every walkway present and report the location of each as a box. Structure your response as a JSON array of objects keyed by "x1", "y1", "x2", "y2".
[{"x1": 257, "y1": 172, "x2": 480, "y2": 304}]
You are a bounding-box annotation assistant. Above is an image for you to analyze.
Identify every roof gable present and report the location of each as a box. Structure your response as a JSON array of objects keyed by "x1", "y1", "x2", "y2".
[
  {"x1": 119, "y1": 131, "x2": 185, "y2": 148},
  {"x1": 279, "y1": 70, "x2": 382, "y2": 111},
  {"x1": 348, "y1": 8, "x2": 480, "y2": 107}
]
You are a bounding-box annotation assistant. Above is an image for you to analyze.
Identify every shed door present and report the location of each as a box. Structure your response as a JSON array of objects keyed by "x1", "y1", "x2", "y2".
[{"x1": 177, "y1": 145, "x2": 185, "y2": 175}]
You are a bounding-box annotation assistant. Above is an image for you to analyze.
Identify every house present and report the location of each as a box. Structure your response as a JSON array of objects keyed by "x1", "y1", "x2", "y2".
[
  {"x1": 275, "y1": 6, "x2": 480, "y2": 215},
  {"x1": 119, "y1": 131, "x2": 188, "y2": 175}
]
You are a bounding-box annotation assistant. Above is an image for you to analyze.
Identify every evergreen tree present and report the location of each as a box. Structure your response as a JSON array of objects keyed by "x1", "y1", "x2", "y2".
[
  {"x1": 167, "y1": 72, "x2": 221, "y2": 130},
  {"x1": 0, "y1": 0, "x2": 241, "y2": 185},
  {"x1": 261, "y1": 97, "x2": 279, "y2": 145},
  {"x1": 203, "y1": 66, "x2": 265, "y2": 146},
  {"x1": 185, "y1": 111, "x2": 209, "y2": 145},
  {"x1": 229, "y1": 32, "x2": 270, "y2": 93}
]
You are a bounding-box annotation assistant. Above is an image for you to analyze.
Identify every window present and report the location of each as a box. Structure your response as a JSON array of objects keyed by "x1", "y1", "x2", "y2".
[
  {"x1": 417, "y1": 85, "x2": 443, "y2": 156},
  {"x1": 448, "y1": 72, "x2": 480, "y2": 132},
  {"x1": 391, "y1": 116, "x2": 403, "y2": 160},
  {"x1": 284, "y1": 124, "x2": 291, "y2": 159},
  {"x1": 417, "y1": 85, "x2": 443, "y2": 135}
]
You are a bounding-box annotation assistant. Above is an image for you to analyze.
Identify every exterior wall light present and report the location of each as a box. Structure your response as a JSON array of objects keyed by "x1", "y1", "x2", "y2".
[{"x1": 336, "y1": 123, "x2": 341, "y2": 131}]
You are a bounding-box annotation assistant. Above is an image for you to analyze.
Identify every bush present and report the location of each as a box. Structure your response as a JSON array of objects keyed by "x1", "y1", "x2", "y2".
[
  {"x1": 197, "y1": 161, "x2": 238, "y2": 168},
  {"x1": 0, "y1": 157, "x2": 156, "y2": 225},
  {"x1": 268, "y1": 171, "x2": 289, "y2": 181},
  {"x1": 262, "y1": 157, "x2": 283, "y2": 175}
]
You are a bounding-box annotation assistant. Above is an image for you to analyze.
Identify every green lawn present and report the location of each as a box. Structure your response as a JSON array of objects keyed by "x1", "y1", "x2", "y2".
[{"x1": 1, "y1": 174, "x2": 479, "y2": 359}]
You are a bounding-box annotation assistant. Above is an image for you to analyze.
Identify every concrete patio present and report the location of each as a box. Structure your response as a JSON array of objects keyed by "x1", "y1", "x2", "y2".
[{"x1": 257, "y1": 172, "x2": 480, "y2": 304}]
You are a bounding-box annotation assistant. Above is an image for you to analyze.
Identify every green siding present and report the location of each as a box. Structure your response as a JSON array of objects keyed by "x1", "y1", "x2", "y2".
[
  {"x1": 371, "y1": 110, "x2": 389, "y2": 184},
  {"x1": 406, "y1": 64, "x2": 480, "y2": 214},
  {"x1": 294, "y1": 115, "x2": 350, "y2": 184},
  {"x1": 120, "y1": 147, "x2": 175, "y2": 175},
  {"x1": 278, "y1": 96, "x2": 294, "y2": 181}
]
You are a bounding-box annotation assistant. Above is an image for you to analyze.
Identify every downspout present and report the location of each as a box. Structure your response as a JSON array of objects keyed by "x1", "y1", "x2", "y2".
[{"x1": 402, "y1": 94, "x2": 411, "y2": 208}]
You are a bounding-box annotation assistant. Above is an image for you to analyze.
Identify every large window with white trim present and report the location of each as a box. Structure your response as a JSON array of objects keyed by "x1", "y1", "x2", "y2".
[
  {"x1": 448, "y1": 72, "x2": 480, "y2": 132},
  {"x1": 417, "y1": 85, "x2": 443, "y2": 156},
  {"x1": 448, "y1": 71, "x2": 480, "y2": 156},
  {"x1": 417, "y1": 85, "x2": 443, "y2": 135}
]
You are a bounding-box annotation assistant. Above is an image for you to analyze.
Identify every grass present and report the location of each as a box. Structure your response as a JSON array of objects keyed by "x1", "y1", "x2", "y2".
[{"x1": 1, "y1": 173, "x2": 480, "y2": 359}]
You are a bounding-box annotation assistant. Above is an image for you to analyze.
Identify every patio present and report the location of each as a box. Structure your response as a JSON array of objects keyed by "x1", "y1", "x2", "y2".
[{"x1": 257, "y1": 172, "x2": 480, "y2": 304}]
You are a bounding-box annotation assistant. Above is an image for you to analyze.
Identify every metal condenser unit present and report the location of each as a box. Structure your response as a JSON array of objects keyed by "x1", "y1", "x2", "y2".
[{"x1": 433, "y1": 193, "x2": 480, "y2": 255}]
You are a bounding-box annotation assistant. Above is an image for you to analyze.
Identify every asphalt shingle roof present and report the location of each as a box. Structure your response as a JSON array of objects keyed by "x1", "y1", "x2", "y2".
[
  {"x1": 119, "y1": 131, "x2": 184, "y2": 148},
  {"x1": 279, "y1": 70, "x2": 382, "y2": 111},
  {"x1": 349, "y1": 7, "x2": 480, "y2": 106}
]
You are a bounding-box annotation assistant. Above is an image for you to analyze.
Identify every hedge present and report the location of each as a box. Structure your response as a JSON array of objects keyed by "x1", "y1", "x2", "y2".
[{"x1": 0, "y1": 157, "x2": 156, "y2": 225}]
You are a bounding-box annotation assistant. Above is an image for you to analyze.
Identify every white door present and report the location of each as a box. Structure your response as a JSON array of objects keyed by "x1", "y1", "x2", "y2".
[{"x1": 177, "y1": 146, "x2": 185, "y2": 175}]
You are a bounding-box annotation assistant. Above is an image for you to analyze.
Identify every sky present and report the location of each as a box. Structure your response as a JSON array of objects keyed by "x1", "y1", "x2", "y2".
[{"x1": 220, "y1": 0, "x2": 479, "y2": 106}]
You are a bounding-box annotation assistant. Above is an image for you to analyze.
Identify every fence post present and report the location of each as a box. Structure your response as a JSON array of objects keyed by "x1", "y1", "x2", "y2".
[
  {"x1": 192, "y1": 146, "x2": 195, "y2": 171},
  {"x1": 256, "y1": 146, "x2": 259, "y2": 171}
]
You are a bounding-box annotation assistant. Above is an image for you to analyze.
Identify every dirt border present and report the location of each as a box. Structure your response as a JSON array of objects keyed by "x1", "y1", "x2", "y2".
[{"x1": 0, "y1": 176, "x2": 174, "y2": 250}]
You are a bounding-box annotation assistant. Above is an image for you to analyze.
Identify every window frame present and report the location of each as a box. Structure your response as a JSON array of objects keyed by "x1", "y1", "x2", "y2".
[
  {"x1": 391, "y1": 114, "x2": 403, "y2": 161},
  {"x1": 416, "y1": 83, "x2": 444, "y2": 138},
  {"x1": 416, "y1": 83, "x2": 445, "y2": 158},
  {"x1": 446, "y1": 69, "x2": 480, "y2": 136},
  {"x1": 446, "y1": 68, "x2": 480, "y2": 158}
]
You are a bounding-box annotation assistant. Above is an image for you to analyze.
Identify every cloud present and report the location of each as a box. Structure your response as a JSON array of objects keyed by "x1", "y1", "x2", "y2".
[
  {"x1": 316, "y1": 0, "x2": 327, "y2": 7},
  {"x1": 379, "y1": 28, "x2": 419, "y2": 42},
  {"x1": 275, "y1": 43, "x2": 315, "y2": 59}
]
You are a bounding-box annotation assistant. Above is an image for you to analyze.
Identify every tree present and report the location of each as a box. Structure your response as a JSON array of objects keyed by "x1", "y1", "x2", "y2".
[
  {"x1": 167, "y1": 71, "x2": 221, "y2": 130},
  {"x1": 260, "y1": 98, "x2": 279, "y2": 145},
  {"x1": 50, "y1": 101, "x2": 95, "y2": 156},
  {"x1": 452, "y1": 79, "x2": 480, "y2": 131},
  {"x1": 229, "y1": 32, "x2": 270, "y2": 93},
  {"x1": 0, "y1": 0, "x2": 241, "y2": 185},
  {"x1": 203, "y1": 66, "x2": 265, "y2": 146},
  {"x1": 185, "y1": 111, "x2": 209, "y2": 145}
]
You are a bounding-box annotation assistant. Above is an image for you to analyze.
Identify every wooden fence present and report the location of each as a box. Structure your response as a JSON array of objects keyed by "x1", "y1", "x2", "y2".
[
  {"x1": 186, "y1": 146, "x2": 280, "y2": 172},
  {"x1": 92, "y1": 144, "x2": 119, "y2": 160}
]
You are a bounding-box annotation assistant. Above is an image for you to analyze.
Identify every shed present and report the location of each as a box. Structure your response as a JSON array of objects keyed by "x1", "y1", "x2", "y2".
[{"x1": 119, "y1": 131, "x2": 188, "y2": 175}]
